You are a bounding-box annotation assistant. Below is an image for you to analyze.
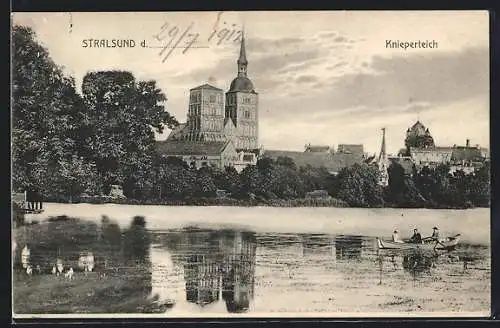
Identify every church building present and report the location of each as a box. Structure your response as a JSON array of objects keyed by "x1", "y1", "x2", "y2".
[{"x1": 159, "y1": 34, "x2": 259, "y2": 171}]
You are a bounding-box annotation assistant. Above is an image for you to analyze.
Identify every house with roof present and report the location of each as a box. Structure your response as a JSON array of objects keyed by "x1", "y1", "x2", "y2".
[
  {"x1": 261, "y1": 144, "x2": 365, "y2": 175},
  {"x1": 156, "y1": 140, "x2": 240, "y2": 170},
  {"x1": 304, "y1": 144, "x2": 332, "y2": 153},
  {"x1": 400, "y1": 121, "x2": 488, "y2": 175}
]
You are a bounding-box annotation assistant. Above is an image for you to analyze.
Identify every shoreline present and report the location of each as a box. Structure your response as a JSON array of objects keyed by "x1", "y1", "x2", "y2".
[{"x1": 38, "y1": 197, "x2": 487, "y2": 210}]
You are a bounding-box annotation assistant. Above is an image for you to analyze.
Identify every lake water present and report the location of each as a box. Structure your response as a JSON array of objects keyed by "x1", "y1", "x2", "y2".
[{"x1": 14, "y1": 204, "x2": 490, "y2": 317}]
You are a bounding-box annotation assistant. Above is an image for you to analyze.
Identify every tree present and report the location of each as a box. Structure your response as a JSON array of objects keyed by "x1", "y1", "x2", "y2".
[
  {"x1": 12, "y1": 25, "x2": 86, "y2": 195},
  {"x1": 194, "y1": 170, "x2": 217, "y2": 198},
  {"x1": 123, "y1": 216, "x2": 151, "y2": 265},
  {"x1": 387, "y1": 162, "x2": 426, "y2": 207},
  {"x1": 55, "y1": 155, "x2": 100, "y2": 202},
  {"x1": 238, "y1": 165, "x2": 261, "y2": 198},
  {"x1": 469, "y1": 162, "x2": 490, "y2": 207},
  {"x1": 335, "y1": 164, "x2": 384, "y2": 207},
  {"x1": 80, "y1": 71, "x2": 179, "y2": 193}
]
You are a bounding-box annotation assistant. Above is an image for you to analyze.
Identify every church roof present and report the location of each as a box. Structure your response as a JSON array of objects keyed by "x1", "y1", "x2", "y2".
[
  {"x1": 407, "y1": 120, "x2": 429, "y2": 136},
  {"x1": 156, "y1": 140, "x2": 232, "y2": 156},
  {"x1": 229, "y1": 77, "x2": 255, "y2": 93},
  {"x1": 238, "y1": 33, "x2": 248, "y2": 65},
  {"x1": 190, "y1": 83, "x2": 222, "y2": 91}
]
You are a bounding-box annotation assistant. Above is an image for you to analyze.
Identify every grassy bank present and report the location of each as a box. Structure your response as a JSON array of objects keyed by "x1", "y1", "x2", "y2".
[
  {"x1": 44, "y1": 195, "x2": 351, "y2": 208},
  {"x1": 13, "y1": 271, "x2": 168, "y2": 314},
  {"x1": 13, "y1": 215, "x2": 170, "y2": 314}
]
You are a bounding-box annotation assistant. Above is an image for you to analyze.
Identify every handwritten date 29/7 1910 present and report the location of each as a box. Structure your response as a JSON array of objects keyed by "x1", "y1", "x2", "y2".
[{"x1": 153, "y1": 21, "x2": 243, "y2": 63}]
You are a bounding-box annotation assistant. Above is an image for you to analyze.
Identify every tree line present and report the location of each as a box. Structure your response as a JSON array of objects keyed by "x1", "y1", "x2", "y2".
[{"x1": 12, "y1": 25, "x2": 490, "y2": 209}]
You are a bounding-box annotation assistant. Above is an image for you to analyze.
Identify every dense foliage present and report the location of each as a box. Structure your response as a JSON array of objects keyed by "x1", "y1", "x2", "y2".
[{"x1": 12, "y1": 25, "x2": 490, "y2": 209}]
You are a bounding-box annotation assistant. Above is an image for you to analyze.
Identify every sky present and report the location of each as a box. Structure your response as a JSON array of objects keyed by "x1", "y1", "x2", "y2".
[{"x1": 12, "y1": 11, "x2": 490, "y2": 155}]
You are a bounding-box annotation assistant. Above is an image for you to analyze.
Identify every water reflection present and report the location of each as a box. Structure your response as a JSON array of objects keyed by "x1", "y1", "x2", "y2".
[
  {"x1": 220, "y1": 230, "x2": 256, "y2": 313},
  {"x1": 402, "y1": 251, "x2": 436, "y2": 275},
  {"x1": 14, "y1": 219, "x2": 490, "y2": 315},
  {"x1": 155, "y1": 229, "x2": 257, "y2": 313},
  {"x1": 13, "y1": 215, "x2": 154, "y2": 314},
  {"x1": 335, "y1": 235, "x2": 363, "y2": 260}
]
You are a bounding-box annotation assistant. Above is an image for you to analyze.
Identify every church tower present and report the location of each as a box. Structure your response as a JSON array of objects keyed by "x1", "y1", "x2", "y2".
[
  {"x1": 185, "y1": 84, "x2": 226, "y2": 142},
  {"x1": 225, "y1": 33, "x2": 259, "y2": 151},
  {"x1": 378, "y1": 127, "x2": 389, "y2": 186}
]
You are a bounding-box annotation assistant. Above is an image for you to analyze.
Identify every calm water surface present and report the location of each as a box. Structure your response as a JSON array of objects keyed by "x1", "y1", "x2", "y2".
[
  {"x1": 13, "y1": 205, "x2": 490, "y2": 316},
  {"x1": 149, "y1": 229, "x2": 490, "y2": 315}
]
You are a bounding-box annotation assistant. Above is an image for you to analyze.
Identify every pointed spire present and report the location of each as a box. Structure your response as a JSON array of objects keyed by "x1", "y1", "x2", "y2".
[
  {"x1": 378, "y1": 127, "x2": 389, "y2": 186},
  {"x1": 238, "y1": 29, "x2": 248, "y2": 65},
  {"x1": 378, "y1": 127, "x2": 387, "y2": 163},
  {"x1": 236, "y1": 27, "x2": 248, "y2": 78}
]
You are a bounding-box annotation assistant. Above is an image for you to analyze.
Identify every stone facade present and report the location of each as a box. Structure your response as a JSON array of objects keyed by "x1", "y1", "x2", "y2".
[
  {"x1": 402, "y1": 121, "x2": 488, "y2": 175},
  {"x1": 185, "y1": 84, "x2": 226, "y2": 142},
  {"x1": 164, "y1": 34, "x2": 259, "y2": 170},
  {"x1": 156, "y1": 140, "x2": 239, "y2": 170},
  {"x1": 225, "y1": 91, "x2": 259, "y2": 150},
  {"x1": 410, "y1": 147, "x2": 454, "y2": 168},
  {"x1": 167, "y1": 34, "x2": 258, "y2": 150}
]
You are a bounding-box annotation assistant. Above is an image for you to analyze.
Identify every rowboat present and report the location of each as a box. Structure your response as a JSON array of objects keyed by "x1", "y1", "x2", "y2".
[{"x1": 376, "y1": 234, "x2": 461, "y2": 251}]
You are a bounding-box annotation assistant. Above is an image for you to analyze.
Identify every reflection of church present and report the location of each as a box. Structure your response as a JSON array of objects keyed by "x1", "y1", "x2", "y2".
[
  {"x1": 220, "y1": 231, "x2": 257, "y2": 313},
  {"x1": 184, "y1": 253, "x2": 221, "y2": 306},
  {"x1": 334, "y1": 235, "x2": 363, "y2": 260},
  {"x1": 181, "y1": 230, "x2": 257, "y2": 313},
  {"x1": 157, "y1": 35, "x2": 259, "y2": 172}
]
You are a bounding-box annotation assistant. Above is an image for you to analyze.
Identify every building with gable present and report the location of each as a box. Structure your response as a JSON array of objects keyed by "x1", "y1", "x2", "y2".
[
  {"x1": 160, "y1": 34, "x2": 259, "y2": 171},
  {"x1": 396, "y1": 120, "x2": 489, "y2": 174},
  {"x1": 156, "y1": 140, "x2": 239, "y2": 170}
]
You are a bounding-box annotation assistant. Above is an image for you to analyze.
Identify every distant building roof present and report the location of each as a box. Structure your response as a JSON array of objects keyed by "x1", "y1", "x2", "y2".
[
  {"x1": 236, "y1": 148, "x2": 261, "y2": 155},
  {"x1": 166, "y1": 123, "x2": 187, "y2": 140},
  {"x1": 305, "y1": 144, "x2": 331, "y2": 152},
  {"x1": 336, "y1": 144, "x2": 364, "y2": 155},
  {"x1": 263, "y1": 150, "x2": 363, "y2": 173},
  {"x1": 156, "y1": 140, "x2": 231, "y2": 156},
  {"x1": 409, "y1": 146, "x2": 454, "y2": 153},
  {"x1": 190, "y1": 83, "x2": 223, "y2": 92},
  {"x1": 451, "y1": 147, "x2": 483, "y2": 163}
]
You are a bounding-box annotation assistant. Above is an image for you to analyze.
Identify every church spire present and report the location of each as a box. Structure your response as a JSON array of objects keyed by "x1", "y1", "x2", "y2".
[
  {"x1": 237, "y1": 30, "x2": 248, "y2": 77},
  {"x1": 378, "y1": 127, "x2": 387, "y2": 163},
  {"x1": 378, "y1": 127, "x2": 389, "y2": 186}
]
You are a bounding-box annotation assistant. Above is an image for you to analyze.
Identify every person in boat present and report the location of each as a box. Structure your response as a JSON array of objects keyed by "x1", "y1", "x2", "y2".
[
  {"x1": 431, "y1": 227, "x2": 440, "y2": 240},
  {"x1": 392, "y1": 229, "x2": 403, "y2": 243},
  {"x1": 409, "y1": 229, "x2": 423, "y2": 244}
]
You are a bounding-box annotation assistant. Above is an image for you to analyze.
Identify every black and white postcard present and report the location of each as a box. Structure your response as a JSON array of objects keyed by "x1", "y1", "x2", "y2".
[{"x1": 11, "y1": 11, "x2": 490, "y2": 318}]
